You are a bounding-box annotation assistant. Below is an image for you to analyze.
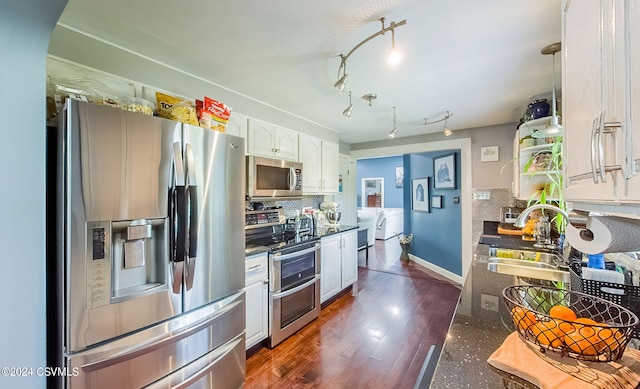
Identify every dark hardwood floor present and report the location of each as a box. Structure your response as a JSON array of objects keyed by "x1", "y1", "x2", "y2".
[{"x1": 245, "y1": 238, "x2": 462, "y2": 388}]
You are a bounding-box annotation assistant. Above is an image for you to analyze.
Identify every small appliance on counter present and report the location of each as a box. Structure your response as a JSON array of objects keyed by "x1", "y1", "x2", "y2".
[
  {"x1": 320, "y1": 201, "x2": 341, "y2": 227},
  {"x1": 501, "y1": 207, "x2": 524, "y2": 225}
]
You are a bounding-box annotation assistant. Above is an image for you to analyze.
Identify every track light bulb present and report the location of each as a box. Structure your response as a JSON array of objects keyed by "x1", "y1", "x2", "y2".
[
  {"x1": 389, "y1": 128, "x2": 397, "y2": 138},
  {"x1": 334, "y1": 73, "x2": 348, "y2": 91},
  {"x1": 443, "y1": 127, "x2": 452, "y2": 136},
  {"x1": 343, "y1": 104, "x2": 353, "y2": 118},
  {"x1": 387, "y1": 45, "x2": 401, "y2": 66}
]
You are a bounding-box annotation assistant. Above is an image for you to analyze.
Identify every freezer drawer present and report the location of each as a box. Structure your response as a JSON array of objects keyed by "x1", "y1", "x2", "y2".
[
  {"x1": 64, "y1": 292, "x2": 245, "y2": 389},
  {"x1": 144, "y1": 333, "x2": 245, "y2": 389}
]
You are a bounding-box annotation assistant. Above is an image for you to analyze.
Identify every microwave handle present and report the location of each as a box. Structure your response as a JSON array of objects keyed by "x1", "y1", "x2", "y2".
[{"x1": 289, "y1": 167, "x2": 296, "y2": 193}]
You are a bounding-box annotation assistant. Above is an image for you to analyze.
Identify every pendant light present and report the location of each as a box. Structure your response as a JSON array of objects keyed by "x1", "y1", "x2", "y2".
[{"x1": 532, "y1": 42, "x2": 563, "y2": 138}]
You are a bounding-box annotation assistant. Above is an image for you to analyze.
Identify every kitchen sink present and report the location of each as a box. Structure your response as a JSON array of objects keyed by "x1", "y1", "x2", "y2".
[{"x1": 486, "y1": 251, "x2": 570, "y2": 284}]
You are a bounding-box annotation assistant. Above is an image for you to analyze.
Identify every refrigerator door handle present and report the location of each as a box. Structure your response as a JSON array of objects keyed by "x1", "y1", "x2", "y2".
[
  {"x1": 80, "y1": 295, "x2": 243, "y2": 373},
  {"x1": 184, "y1": 143, "x2": 198, "y2": 291},
  {"x1": 172, "y1": 142, "x2": 187, "y2": 294}
]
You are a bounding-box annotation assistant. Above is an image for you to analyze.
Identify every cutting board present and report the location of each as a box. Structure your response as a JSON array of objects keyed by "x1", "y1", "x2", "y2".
[{"x1": 497, "y1": 223, "x2": 523, "y2": 236}]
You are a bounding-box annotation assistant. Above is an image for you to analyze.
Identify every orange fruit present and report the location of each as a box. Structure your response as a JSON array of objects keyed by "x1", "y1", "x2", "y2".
[
  {"x1": 511, "y1": 306, "x2": 538, "y2": 332},
  {"x1": 596, "y1": 327, "x2": 625, "y2": 354},
  {"x1": 549, "y1": 305, "x2": 578, "y2": 322},
  {"x1": 573, "y1": 317, "x2": 598, "y2": 327},
  {"x1": 530, "y1": 320, "x2": 565, "y2": 348},
  {"x1": 564, "y1": 325, "x2": 601, "y2": 355},
  {"x1": 554, "y1": 319, "x2": 576, "y2": 337}
]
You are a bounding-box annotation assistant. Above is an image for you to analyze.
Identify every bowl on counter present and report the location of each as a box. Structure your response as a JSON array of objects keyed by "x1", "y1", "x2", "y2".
[
  {"x1": 326, "y1": 210, "x2": 341, "y2": 225},
  {"x1": 503, "y1": 285, "x2": 638, "y2": 362}
]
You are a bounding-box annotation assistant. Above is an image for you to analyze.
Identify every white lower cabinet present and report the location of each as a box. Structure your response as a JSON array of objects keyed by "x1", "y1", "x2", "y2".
[
  {"x1": 320, "y1": 230, "x2": 358, "y2": 304},
  {"x1": 244, "y1": 253, "x2": 268, "y2": 349}
]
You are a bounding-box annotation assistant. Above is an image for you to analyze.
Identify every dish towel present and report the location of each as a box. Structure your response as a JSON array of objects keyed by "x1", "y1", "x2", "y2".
[{"x1": 487, "y1": 332, "x2": 640, "y2": 389}]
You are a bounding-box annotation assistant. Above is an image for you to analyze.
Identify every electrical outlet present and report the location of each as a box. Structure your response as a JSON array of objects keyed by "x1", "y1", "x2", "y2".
[
  {"x1": 473, "y1": 190, "x2": 491, "y2": 200},
  {"x1": 481, "y1": 293, "x2": 499, "y2": 312}
]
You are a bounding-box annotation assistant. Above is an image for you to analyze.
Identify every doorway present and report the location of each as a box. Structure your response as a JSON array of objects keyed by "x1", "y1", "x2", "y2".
[
  {"x1": 361, "y1": 178, "x2": 384, "y2": 208},
  {"x1": 351, "y1": 138, "x2": 472, "y2": 284}
]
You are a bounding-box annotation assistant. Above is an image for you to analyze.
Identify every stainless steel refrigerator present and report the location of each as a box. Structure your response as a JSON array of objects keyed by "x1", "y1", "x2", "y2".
[{"x1": 47, "y1": 99, "x2": 246, "y2": 388}]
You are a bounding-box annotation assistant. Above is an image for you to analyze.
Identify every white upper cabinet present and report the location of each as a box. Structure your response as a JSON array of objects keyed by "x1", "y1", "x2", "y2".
[
  {"x1": 247, "y1": 118, "x2": 299, "y2": 161},
  {"x1": 563, "y1": 0, "x2": 640, "y2": 203},
  {"x1": 321, "y1": 141, "x2": 340, "y2": 193},
  {"x1": 298, "y1": 133, "x2": 339, "y2": 194},
  {"x1": 224, "y1": 111, "x2": 248, "y2": 154}
]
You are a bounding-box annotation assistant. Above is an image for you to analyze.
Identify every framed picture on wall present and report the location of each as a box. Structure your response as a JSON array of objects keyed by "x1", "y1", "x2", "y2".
[
  {"x1": 434, "y1": 153, "x2": 456, "y2": 189},
  {"x1": 395, "y1": 166, "x2": 404, "y2": 188},
  {"x1": 411, "y1": 177, "x2": 429, "y2": 212},
  {"x1": 432, "y1": 195, "x2": 442, "y2": 208}
]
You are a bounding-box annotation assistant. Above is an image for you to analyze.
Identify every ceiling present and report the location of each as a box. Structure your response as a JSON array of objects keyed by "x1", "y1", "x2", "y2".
[{"x1": 57, "y1": 0, "x2": 562, "y2": 145}]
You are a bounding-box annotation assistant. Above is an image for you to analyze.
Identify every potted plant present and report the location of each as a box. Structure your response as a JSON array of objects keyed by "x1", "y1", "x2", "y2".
[
  {"x1": 523, "y1": 137, "x2": 566, "y2": 233},
  {"x1": 520, "y1": 135, "x2": 536, "y2": 148}
]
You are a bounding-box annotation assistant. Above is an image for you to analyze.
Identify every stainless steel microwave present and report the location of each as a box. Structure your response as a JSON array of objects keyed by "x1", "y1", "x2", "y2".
[{"x1": 246, "y1": 155, "x2": 303, "y2": 199}]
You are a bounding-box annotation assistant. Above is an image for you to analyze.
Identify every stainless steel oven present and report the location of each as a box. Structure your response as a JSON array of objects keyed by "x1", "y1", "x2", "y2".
[{"x1": 268, "y1": 240, "x2": 321, "y2": 348}]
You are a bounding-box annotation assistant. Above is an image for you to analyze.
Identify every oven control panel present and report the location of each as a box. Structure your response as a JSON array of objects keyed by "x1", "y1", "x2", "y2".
[{"x1": 245, "y1": 208, "x2": 285, "y2": 229}]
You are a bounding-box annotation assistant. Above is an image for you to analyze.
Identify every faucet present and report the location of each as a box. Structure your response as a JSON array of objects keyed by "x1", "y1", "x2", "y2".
[{"x1": 513, "y1": 204, "x2": 588, "y2": 229}]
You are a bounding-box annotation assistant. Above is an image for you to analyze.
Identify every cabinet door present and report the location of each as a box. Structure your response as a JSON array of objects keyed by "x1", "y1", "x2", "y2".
[
  {"x1": 321, "y1": 141, "x2": 340, "y2": 193},
  {"x1": 274, "y1": 126, "x2": 299, "y2": 161},
  {"x1": 340, "y1": 231, "x2": 358, "y2": 289},
  {"x1": 562, "y1": 0, "x2": 616, "y2": 201},
  {"x1": 225, "y1": 112, "x2": 248, "y2": 155},
  {"x1": 320, "y1": 235, "x2": 342, "y2": 303},
  {"x1": 247, "y1": 118, "x2": 276, "y2": 158},
  {"x1": 620, "y1": 0, "x2": 640, "y2": 202},
  {"x1": 299, "y1": 134, "x2": 323, "y2": 193},
  {"x1": 244, "y1": 280, "x2": 268, "y2": 349}
]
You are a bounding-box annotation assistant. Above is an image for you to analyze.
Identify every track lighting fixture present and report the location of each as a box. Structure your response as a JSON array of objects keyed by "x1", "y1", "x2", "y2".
[
  {"x1": 334, "y1": 60, "x2": 348, "y2": 91},
  {"x1": 333, "y1": 17, "x2": 407, "y2": 92},
  {"x1": 343, "y1": 91, "x2": 353, "y2": 117},
  {"x1": 388, "y1": 107, "x2": 397, "y2": 138},
  {"x1": 443, "y1": 113, "x2": 453, "y2": 136},
  {"x1": 362, "y1": 93, "x2": 377, "y2": 106},
  {"x1": 387, "y1": 26, "x2": 401, "y2": 66}
]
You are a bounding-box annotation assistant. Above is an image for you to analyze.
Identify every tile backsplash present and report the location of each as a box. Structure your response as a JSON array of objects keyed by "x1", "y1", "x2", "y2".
[
  {"x1": 472, "y1": 188, "x2": 526, "y2": 250},
  {"x1": 246, "y1": 196, "x2": 325, "y2": 218}
]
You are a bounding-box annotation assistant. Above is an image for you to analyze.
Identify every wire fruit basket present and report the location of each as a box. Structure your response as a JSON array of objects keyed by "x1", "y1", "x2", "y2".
[{"x1": 503, "y1": 285, "x2": 639, "y2": 362}]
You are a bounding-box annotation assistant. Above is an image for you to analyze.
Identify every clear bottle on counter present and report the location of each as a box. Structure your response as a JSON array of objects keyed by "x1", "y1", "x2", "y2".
[{"x1": 533, "y1": 215, "x2": 551, "y2": 247}]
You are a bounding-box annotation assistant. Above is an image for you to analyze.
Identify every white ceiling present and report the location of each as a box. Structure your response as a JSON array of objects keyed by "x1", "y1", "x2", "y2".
[{"x1": 57, "y1": 0, "x2": 562, "y2": 145}]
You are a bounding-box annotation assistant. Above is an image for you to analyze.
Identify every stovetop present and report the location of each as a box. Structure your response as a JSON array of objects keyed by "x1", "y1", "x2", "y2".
[{"x1": 245, "y1": 224, "x2": 319, "y2": 256}]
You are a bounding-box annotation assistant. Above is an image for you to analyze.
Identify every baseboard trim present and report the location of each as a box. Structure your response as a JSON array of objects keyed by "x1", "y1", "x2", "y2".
[{"x1": 409, "y1": 255, "x2": 463, "y2": 285}]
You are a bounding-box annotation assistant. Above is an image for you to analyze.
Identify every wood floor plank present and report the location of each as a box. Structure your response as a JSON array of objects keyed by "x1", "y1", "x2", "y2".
[{"x1": 245, "y1": 240, "x2": 461, "y2": 388}]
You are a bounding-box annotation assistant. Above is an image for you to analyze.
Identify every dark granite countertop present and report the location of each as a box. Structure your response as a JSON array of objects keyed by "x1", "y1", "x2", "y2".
[
  {"x1": 429, "y1": 243, "x2": 520, "y2": 388},
  {"x1": 314, "y1": 224, "x2": 359, "y2": 238},
  {"x1": 244, "y1": 225, "x2": 359, "y2": 257},
  {"x1": 479, "y1": 220, "x2": 560, "y2": 254}
]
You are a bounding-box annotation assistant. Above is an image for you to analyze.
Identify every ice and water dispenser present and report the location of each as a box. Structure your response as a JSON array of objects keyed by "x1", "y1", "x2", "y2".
[{"x1": 86, "y1": 218, "x2": 168, "y2": 309}]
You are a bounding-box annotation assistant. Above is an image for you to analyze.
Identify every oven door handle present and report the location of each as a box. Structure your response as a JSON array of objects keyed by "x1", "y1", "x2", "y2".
[
  {"x1": 271, "y1": 275, "x2": 320, "y2": 299},
  {"x1": 271, "y1": 244, "x2": 319, "y2": 262}
]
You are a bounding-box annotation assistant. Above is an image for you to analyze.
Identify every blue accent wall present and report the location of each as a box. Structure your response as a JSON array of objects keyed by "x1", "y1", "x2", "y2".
[
  {"x1": 407, "y1": 150, "x2": 462, "y2": 276},
  {"x1": 356, "y1": 156, "x2": 404, "y2": 208}
]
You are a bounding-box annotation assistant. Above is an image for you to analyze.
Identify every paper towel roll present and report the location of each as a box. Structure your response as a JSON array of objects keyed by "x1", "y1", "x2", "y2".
[{"x1": 566, "y1": 215, "x2": 640, "y2": 254}]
